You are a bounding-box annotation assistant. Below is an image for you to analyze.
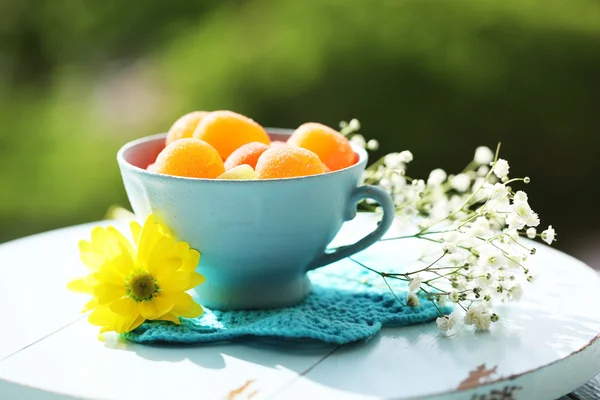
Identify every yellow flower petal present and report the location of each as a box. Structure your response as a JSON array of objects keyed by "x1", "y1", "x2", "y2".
[
  {"x1": 129, "y1": 220, "x2": 142, "y2": 246},
  {"x1": 82, "y1": 298, "x2": 98, "y2": 313},
  {"x1": 91, "y1": 227, "x2": 113, "y2": 254},
  {"x1": 160, "y1": 272, "x2": 190, "y2": 293},
  {"x1": 107, "y1": 226, "x2": 135, "y2": 257},
  {"x1": 88, "y1": 307, "x2": 116, "y2": 327},
  {"x1": 78, "y1": 240, "x2": 95, "y2": 254},
  {"x1": 139, "y1": 295, "x2": 175, "y2": 320},
  {"x1": 113, "y1": 315, "x2": 137, "y2": 334},
  {"x1": 127, "y1": 315, "x2": 146, "y2": 332},
  {"x1": 93, "y1": 264, "x2": 125, "y2": 286},
  {"x1": 80, "y1": 252, "x2": 105, "y2": 271},
  {"x1": 171, "y1": 292, "x2": 204, "y2": 318},
  {"x1": 67, "y1": 278, "x2": 93, "y2": 294},
  {"x1": 180, "y1": 249, "x2": 200, "y2": 273},
  {"x1": 94, "y1": 284, "x2": 125, "y2": 306},
  {"x1": 158, "y1": 312, "x2": 180, "y2": 325},
  {"x1": 136, "y1": 215, "x2": 158, "y2": 266},
  {"x1": 185, "y1": 272, "x2": 206, "y2": 290},
  {"x1": 109, "y1": 297, "x2": 138, "y2": 318}
]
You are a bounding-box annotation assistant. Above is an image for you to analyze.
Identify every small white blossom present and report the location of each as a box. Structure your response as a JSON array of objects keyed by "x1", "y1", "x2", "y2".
[
  {"x1": 390, "y1": 174, "x2": 406, "y2": 188},
  {"x1": 506, "y1": 214, "x2": 525, "y2": 230},
  {"x1": 510, "y1": 202, "x2": 540, "y2": 228},
  {"x1": 478, "y1": 247, "x2": 505, "y2": 269},
  {"x1": 505, "y1": 252, "x2": 527, "y2": 270},
  {"x1": 493, "y1": 159, "x2": 510, "y2": 178},
  {"x1": 442, "y1": 241, "x2": 457, "y2": 254},
  {"x1": 468, "y1": 217, "x2": 493, "y2": 238},
  {"x1": 449, "y1": 291, "x2": 459, "y2": 302},
  {"x1": 474, "y1": 146, "x2": 494, "y2": 165},
  {"x1": 408, "y1": 275, "x2": 423, "y2": 293},
  {"x1": 438, "y1": 294, "x2": 447, "y2": 307},
  {"x1": 464, "y1": 306, "x2": 492, "y2": 331},
  {"x1": 348, "y1": 118, "x2": 360, "y2": 131},
  {"x1": 407, "y1": 292, "x2": 420, "y2": 307},
  {"x1": 526, "y1": 228, "x2": 537, "y2": 239},
  {"x1": 350, "y1": 134, "x2": 366, "y2": 148},
  {"x1": 488, "y1": 183, "x2": 508, "y2": 200},
  {"x1": 366, "y1": 139, "x2": 379, "y2": 151},
  {"x1": 427, "y1": 168, "x2": 447, "y2": 186},
  {"x1": 398, "y1": 150, "x2": 413, "y2": 163},
  {"x1": 510, "y1": 284, "x2": 523, "y2": 301},
  {"x1": 445, "y1": 252, "x2": 465, "y2": 266},
  {"x1": 436, "y1": 312, "x2": 459, "y2": 332},
  {"x1": 513, "y1": 191, "x2": 528, "y2": 204},
  {"x1": 541, "y1": 225, "x2": 556, "y2": 245},
  {"x1": 451, "y1": 173, "x2": 471, "y2": 192},
  {"x1": 412, "y1": 179, "x2": 426, "y2": 194},
  {"x1": 384, "y1": 153, "x2": 404, "y2": 169},
  {"x1": 477, "y1": 165, "x2": 490, "y2": 176}
]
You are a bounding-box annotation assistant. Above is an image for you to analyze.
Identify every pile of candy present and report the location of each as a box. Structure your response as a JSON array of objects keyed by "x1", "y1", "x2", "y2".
[{"x1": 146, "y1": 111, "x2": 358, "y2": 179}]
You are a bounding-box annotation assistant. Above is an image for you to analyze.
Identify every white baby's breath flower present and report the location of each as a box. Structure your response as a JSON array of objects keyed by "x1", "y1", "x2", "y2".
[
  {"x1": 442, "y1": 241, "x2": 457, "y2": 254},
  {"x1": 464, "y1": 305, "x2": 492, "y2": 331},
  {"x1": 398, "y1": 150, "x2": 413, "y2": 163},
  {"x1": 541, "y1": 225, "x2": 556, "y2": 245},
  {"x1": 408, "y1": 275, "x2": 423, "y2": 293},
  {"x1": 505, "y1": 252, "x2": 527, "y2": 270},
  {"x1": 350, "y1": 134, "x2": 366, "y2": 148},
  {"x1": 478, "y1": 247, "x2": 505, "y2": 269},
  {"x1": 526, "y1": 228, "x2": 537, "y2": 239},
  {"x1": 506, "y1": 214, "x2": 525, "y2": 230},
  {"x1": 407, "y1": 292, "x2": 420, "y2": 307},
  {"x1": 427, "y1": 168, "x2": 447, "y2": 186},
  {"x1": 493, "y1": 159, "x2": 510, "y2": 178},
  {"x1": 513, "y1": 191, "x2": 528, "y2": 204},
  {"x1": 438, "y1": 294, "x2": 447, "y2": 307},
  {"x1": 384, "y1": 153, "x2": 403, "y2": 169},
  {"x1": 445, "y1": 252, "x2": 465, "y2": 266},
  {"x1": 474, "y1": 146, "x2": 494, "y2": 165},
  {"x1": 451, "y1": 173, "x2": 471, "y2": 193},
  {"x1": 509, "y1": 284, "x2": 523, "y2": 301},
  {"x1": 449, "y1": 291, "x2": 459, "y2": 302},
  {"x1": 366, "y1": 139, "x2": 379, "y2": 151},
  {"x1": 488, "y1": 183, "x2": 508, "y2": 200},
  {"x1": 348, "y1": 118, "x2": 360, "y2": 131},
  {"x1": 436, "y1": 312, "x2": 459, "y2": 332},
  {"x1": 510, "y1": 202, "x2": 540, "y2": 228},
  {"x1": 467, "y1": 217, "x2": 493, "y2": 239},
  {"x1": 390, "y1": 174, "x2": 406, "y2": 188}
]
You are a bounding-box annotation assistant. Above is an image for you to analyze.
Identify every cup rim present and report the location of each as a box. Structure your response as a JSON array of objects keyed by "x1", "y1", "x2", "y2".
[{"x1": 116, "y1": 127, "x2": 369, "y2": 183}]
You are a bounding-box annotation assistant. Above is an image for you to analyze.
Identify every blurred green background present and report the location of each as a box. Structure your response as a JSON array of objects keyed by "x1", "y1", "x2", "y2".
[{"x1": 1, "y1": 0, "x2": 599, "y2": 266}]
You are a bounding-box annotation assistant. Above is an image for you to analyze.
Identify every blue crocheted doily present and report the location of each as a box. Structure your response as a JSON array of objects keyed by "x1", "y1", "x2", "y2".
[{"x1": 122, "y1": 255, "x2": 451, "y2": 345}]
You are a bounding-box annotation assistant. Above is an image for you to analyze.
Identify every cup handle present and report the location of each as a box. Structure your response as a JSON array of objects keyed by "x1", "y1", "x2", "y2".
[{"x1": 306, "y1": 185, "x2": 395, "y2": 271}]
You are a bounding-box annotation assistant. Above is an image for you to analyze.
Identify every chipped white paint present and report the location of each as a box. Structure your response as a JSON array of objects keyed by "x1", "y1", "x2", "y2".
[{"x1": 0, "y1": 214, "x2": 599, "y2": 399}]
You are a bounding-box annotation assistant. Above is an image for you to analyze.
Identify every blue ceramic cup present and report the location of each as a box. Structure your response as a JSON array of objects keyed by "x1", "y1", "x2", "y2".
[{"x1": 117, "y1": 129, "x2": 395, "y2": 310}]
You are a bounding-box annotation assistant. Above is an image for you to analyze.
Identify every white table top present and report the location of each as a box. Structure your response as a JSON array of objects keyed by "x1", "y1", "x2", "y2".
[{"x1": 1, "y1": 213, "x2": 599, "y2": 400}]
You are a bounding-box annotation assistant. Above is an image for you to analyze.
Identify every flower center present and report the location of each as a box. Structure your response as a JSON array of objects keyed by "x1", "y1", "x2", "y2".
[{"x1": 128, "y1": 273, "x2": 158, "y2": 301}]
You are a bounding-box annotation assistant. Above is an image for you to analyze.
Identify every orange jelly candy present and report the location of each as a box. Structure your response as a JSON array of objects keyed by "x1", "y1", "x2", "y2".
[
  {"x1": 165, "y1": 111, "x2": 209, "y2": 146},
  {"x1": 255, "y1": 147, "x2": 326, "y2": 179},
  {"x1": 287, "y1": 122, "x2": 356, "y2": 171},
  {"x1": 224, "y1": 142, "x2": 269, "y2": 170},
  {"x1": 154, "y1": 138, "x2": 225, "y2": 179},
  {"x1": 193, "y1": 110, "x2": 270, "y2": 160}
]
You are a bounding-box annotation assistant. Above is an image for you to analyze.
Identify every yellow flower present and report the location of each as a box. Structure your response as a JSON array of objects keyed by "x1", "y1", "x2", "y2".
[{"x1": 67, "y1": 214, "x2": 205, "y2": 335}]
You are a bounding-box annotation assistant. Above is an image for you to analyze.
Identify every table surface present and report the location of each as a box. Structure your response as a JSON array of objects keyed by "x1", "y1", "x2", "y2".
[{"x1": 1, "y1": 213, "x2": 599, "y2": 400}]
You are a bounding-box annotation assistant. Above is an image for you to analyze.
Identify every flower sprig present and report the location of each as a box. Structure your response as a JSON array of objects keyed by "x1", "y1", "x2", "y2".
[{"x1": 340, "y1": 119, "x2": 556, "y2": 333}]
